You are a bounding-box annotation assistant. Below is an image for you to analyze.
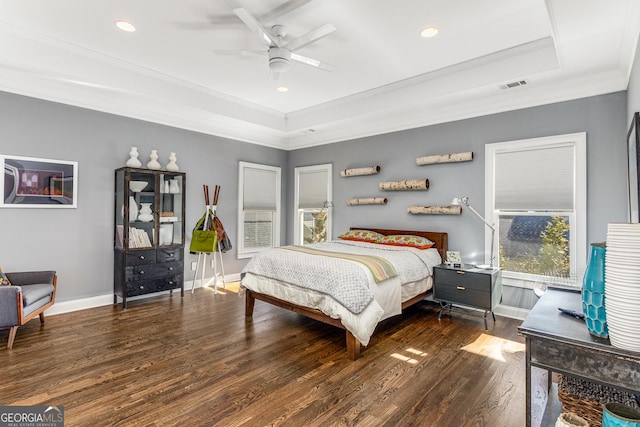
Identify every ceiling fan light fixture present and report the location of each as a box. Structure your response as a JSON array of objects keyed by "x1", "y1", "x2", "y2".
[
  {"x1": 420, "y1": 26, "x2": 438, "y2": 38},
  {"x1": 269, "y1": 47, "x2": 291, "y2": 73}
]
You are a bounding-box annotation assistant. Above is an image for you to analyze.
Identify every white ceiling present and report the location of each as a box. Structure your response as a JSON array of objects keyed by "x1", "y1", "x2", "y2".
[{"x1": 0, "y1": 0, "x2": 639, "y2": 150}]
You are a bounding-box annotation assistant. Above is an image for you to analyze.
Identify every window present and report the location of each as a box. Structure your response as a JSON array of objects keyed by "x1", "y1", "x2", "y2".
[
  {"x1": 238, "y1": 161, "x2": 281, "y2": 258},
  {"x1": 294, "y1": 164, "x2": 332, "y2": 245},
  {"x1": 486, "y1": 133, "x2": 586, "y2": 286}
]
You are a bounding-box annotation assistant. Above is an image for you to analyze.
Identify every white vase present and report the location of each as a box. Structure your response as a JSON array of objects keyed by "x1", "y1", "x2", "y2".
[
  {"x1": 126, "y1": 146, "x2": 142, "y2": 168},
  {"x1": 166, "y1": 152, "x2": 179, "y2": 171},
  {"x1": 128, "y1": 196, "x2": 139, "y2": 221},
  {"x1": 147, "y1": 149, "x2": 161, "y2": 170},
  {"x1": 138, "y1": 203, "x2": 153, "y2": 222},
  {"x1": 169, "y1": 180, "x2": 180, "y2": 194}
]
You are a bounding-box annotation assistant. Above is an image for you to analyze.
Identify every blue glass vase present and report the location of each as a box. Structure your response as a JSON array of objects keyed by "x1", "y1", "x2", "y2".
[{"x1": 582, "y1": 243, "x2": 608, "y2": 338}]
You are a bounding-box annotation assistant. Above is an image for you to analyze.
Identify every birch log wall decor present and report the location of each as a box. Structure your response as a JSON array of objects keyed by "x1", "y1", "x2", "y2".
[
  {"x1": 416, "y1": 151, "x2": 473, "y2": 166},
  {"x1": 340, "y1": 166, "x2": 381, "y2": 177},
  {"x1": 347, "y1": 197, "x2": 388, "y2": 205},
  {"x1": 379, "y1": 179, "x2": 429, "y2": 190},
  {"x1": 407, "y1": 205, "x2": 462, "y2": 215}
]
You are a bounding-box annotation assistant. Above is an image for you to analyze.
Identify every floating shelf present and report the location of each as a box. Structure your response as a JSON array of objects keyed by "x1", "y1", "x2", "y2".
[
  {"x1": 407, "y1": 205, "x2": 462, "y2": 215},
  {"x1": 379, "y1": 179, "x2": 429, "y2": 191},
  {"x1": 340, "y1": 166, "x2": 381, "y2": 177},
  {"x1": 347, "y1": 197, "x2": 388, "y2": 206},
  {"x1": 416, "y1": 151, "x2": 473, "y2": 166}
]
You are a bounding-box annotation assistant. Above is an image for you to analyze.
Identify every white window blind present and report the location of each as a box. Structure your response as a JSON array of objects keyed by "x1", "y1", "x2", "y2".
[
  {"x1": 495, "y1": 144, "x2": 574, "y2": 211},
  {"x1": 243, "y1": 167, "x2": 277, "y2": 210},
  {"x1": 298, "y1": 170, "x2": 328, "y2": 209}
]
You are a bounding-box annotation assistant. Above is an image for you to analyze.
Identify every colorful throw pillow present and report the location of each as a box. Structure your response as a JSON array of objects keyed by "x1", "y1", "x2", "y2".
[
  {"x1": 0, "y1": 268, "x2": 12, "y2": 286},
  {"x1": 377, "y1": 234, "x2": 434, "y2": 249},
  {"x1": 338, "y1": 229, "x2": 385, "y2": 243}
]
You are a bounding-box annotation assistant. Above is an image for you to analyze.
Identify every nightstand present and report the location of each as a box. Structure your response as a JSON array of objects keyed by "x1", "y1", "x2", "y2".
[{"x1": 433, "y1": 264, "x2": 502, "y2": 329}]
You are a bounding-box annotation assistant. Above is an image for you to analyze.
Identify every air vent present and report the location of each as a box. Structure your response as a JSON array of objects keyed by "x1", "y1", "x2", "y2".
[{"x1": 500, "y1": 80, "x2": 528, "y2": 90}]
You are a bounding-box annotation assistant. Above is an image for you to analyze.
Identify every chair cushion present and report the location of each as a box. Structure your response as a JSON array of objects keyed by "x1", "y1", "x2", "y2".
[{"x1": 22, "y1": 284, "x2": 54, "y2": 306}]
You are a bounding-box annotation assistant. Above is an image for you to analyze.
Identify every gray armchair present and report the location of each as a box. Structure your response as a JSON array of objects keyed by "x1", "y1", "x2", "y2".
[{"x1": 0, "y1": 271, "x2": 57, "y2": 349}]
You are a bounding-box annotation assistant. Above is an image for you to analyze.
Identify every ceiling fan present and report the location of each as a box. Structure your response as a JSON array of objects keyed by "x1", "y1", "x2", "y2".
[{"x1": 217, "y1": 0, "x2": 336, "y2": 80}]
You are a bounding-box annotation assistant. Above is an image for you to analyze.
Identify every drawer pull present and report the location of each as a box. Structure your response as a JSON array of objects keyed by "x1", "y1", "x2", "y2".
[
  {"x1": 168, "y1": 267, "x2": 174, "y2": 271},
  {"x1": 139, "y1": 285, "x2": 144, "y2": 289},
  {"x1": 456, "y1": 271, "x2": 465, "y2": 275},
  {"x1": 139, "y1": 270, "x2": 145, "y2": 275},
  {"x1": 168, "y1": 253, "x2": 174, "y2": 257},
  {"x1": 168, "y1": 281, "x2": 174, "y2": 285},
  {"x1": 457, "y1": 286, "x2": 466, "y2": 291},
  {"x1": 139, "y1": 255, "x2": 145, "y2": 260}
]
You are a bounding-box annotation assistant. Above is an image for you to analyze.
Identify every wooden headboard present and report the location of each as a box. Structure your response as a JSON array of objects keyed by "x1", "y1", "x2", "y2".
[{"x1": 350, "y1": 227, "x2": 448, "y2": 262}]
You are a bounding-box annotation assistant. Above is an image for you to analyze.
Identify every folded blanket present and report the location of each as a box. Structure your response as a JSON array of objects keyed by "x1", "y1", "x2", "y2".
[{"x1": 279, "y1": 245, "x2": 397, "y2": 283}]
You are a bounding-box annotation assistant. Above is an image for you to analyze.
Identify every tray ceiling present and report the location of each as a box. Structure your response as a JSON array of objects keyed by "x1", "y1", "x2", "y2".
[{"x1": 0, "y1": 0, "x2": 638, "y2": 149}]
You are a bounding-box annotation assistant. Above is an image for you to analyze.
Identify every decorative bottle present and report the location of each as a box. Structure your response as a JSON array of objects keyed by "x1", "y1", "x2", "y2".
[
  {"x1": 166, "y1": 152, "x2": 179, "y2": 171},
  {"x1": 169, "y1": 179, "x2": 180, "y2": 194},
  {"x1": 126, "y1": 146, "x2": 142, "y2": 168},
  {"x1": 582, "y1": 242, "x2": 608, "y2": 338},
  {"x1": 138, "y1": 203, "x2": 153, "y2": 222},
  {"x1": 147, "y1": 149, "x2": 161, "y2": 170}
]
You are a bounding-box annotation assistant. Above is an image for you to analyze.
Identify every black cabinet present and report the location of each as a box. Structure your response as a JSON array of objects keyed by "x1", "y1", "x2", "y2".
[
  {"x1": 433, "y1": 264, "x2": 502, "y2": 328},
  {"x1": 113, "y1": 167, "x2": 186, "y2": 309}
]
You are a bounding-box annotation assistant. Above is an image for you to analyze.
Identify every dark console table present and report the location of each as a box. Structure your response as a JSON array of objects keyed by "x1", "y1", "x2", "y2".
[{"x1": 518, "y1": 288, "x2": 640, "y2": 427}]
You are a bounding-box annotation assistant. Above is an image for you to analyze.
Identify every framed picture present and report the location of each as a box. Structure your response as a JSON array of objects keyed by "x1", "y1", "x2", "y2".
[
  {"x1": 628, "y1": 112, "x2": 640, "y2": 222},
  {"x1": 1, "y1": 155, "x2": 78, "y2": 208}
]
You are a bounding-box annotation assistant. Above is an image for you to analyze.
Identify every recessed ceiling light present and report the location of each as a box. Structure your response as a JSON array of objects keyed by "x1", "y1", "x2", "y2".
[
  {"x1": 276, "y1": 86, "x2": 289, "y2": 93},
  {"x1": 115, "y1": 20, "x2": 136, "y2": 32},
  {"x1": 420, "y1": 26, "x2": 438, "y2": 38}
]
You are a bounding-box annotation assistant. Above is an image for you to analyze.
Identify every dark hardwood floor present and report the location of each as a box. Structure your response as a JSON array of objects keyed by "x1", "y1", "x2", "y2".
[{"x1": 0, "y1": 286, "x2": 527, "y2": 426}]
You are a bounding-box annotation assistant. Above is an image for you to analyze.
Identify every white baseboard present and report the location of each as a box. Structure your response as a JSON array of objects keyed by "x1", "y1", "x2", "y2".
[
  {"x1": 47, "y1": 273, "x2": 241, "y2": 316},
  {"x1": 47, "y1": 294, "x2": 114, "y2": 315}
]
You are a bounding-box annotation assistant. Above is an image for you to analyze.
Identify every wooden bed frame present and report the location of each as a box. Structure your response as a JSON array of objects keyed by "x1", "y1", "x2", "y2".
[{"x1": 244, "y1": 227, "x2": 448, "y2": 360}]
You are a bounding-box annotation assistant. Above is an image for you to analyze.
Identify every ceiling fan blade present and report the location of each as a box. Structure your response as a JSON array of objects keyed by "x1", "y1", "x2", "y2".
[
  {"x1": 212, "y1": 49, "x2": 265, "y2": 56},
  {"x1": 290, "y1": 53, "x2": 334, "y2": 72},
  {"x1": 286, "y1": 23, "x2": 336, "y2": 52},
  {"x1": 231, "y1": 6, "x2": 281, "y2": 47}
]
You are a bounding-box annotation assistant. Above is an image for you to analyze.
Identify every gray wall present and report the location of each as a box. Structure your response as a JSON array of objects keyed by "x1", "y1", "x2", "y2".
[
  {"x1": 0, "y1": 91, "x2": 287, "y2": 302},
  {"x1": 288, "y1": 92, "x2": 629, "y2": 267},
  {"x1": 0, "y1": 86, "x2": 632, "y2": 308}
]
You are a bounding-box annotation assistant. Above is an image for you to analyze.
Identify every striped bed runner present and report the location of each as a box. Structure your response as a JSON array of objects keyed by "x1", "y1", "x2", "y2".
[{"x1": 280, "y1": 245, "x2": 398, "y2": 283}]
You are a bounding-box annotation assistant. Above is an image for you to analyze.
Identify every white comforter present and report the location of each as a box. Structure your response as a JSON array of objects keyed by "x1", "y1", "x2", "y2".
[{"x1": 240, "y1": 240, "x2": 442, "y2": 346}]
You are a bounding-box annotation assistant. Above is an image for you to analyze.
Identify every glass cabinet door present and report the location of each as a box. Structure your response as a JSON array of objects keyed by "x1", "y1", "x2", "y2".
[
  {"x1": 159, "y1": 173, "x2": 183, "y2": 246},
  {"x1": 115, "y1": 169, "x2": 125, "y2": 249},
  {"x1": 128, "y1": 171, "x2": 156, "y2": 248}
]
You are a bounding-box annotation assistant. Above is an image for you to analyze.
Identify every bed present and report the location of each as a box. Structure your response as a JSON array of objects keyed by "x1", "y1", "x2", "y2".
[{"x1": 240, "y1": 227, "x2": 448, "y2": 360}]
